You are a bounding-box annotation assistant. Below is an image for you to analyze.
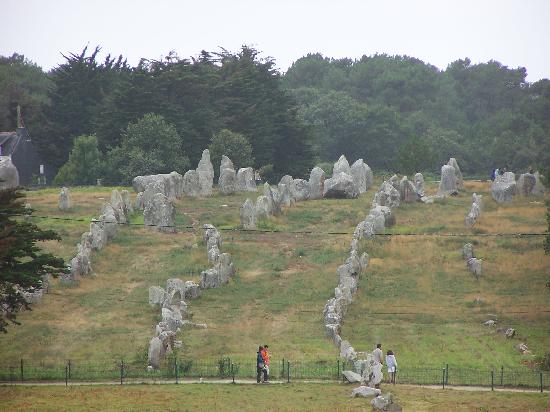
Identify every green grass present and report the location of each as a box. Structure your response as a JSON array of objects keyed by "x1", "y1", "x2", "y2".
[
  {"x1": 0, "y1": 181, "x2": 548, "y2": 376},
  {"x1": 1, "y1": 383, "x2": 549, "y2": 412}
]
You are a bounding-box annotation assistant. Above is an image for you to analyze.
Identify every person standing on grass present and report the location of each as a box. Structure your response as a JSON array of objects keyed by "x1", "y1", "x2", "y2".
[
  {"x1": 372, "y1": 343, "x2": 383, "y2": 388},
  {"x1": 261, "y1": 345, "x2": 270, "y2": 382},
  {"x1": 256, "y1": 346, "x2": 267, "y2": 383},
  {"x1": 386, "y1": 350, "x2": 398, "y2": 384}
]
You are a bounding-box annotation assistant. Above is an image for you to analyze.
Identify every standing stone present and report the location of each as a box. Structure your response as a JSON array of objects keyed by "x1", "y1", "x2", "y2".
[
  {"x1": 472, "y1": 193, "x2": 483, "y2": 210},
  {"x1": 414, "y1": 173, "x2": 425, "y2": 197},
  {"x1": 309, "y1": 167, "x2": 325, "y2": 199},
  {"x1": 121, "y1": 190, "x2": 134, "y2": 214},
  {"x1": 90, "y1": 219, "x2": 107, "y2": 250},
  {"x1": 462, "y1": 243, "x2": 474, "y2": 260},
  {"x1": 215, "y1": 253, "x2": 235, "y2": 284},
  {"x1": 148, "y1": 336, "x2": 162, "y2": 369},
  {"x1": 218, "y1": 155, "x2": 236, "y2": 195},
  {"x1": 144, "y1": 193, "x2": 176, "y2": 233},
  {"x1": 491, "y1": 174, "x2": 517, "y2": 203},
  {"x1": 448, "y1": 157, "x2": 463, "y2": 189},
  {"x1": 255, "y1": 195, "x2": 271, "y2": 218},
  {"x1": 373, "y1": 181, "x2": 400, "y2": 208},
  {"x1": 399, "y1": 176, "x2": 417, "y2": 203},
  {"x1": 467, "y1": 257, "x2": 482, "y2": 277},
  {"x1": 236, "y1": 167, "x2": 257, "y2": 192},
  {"x1": 183, "y1": 281, "x2": 201, "y2": 300},
  {"x1": 276, "y1": 183, "x2": 294, "y2": 207},
  {"x1": 240, "y1": 199, "x2": 257, "y2": 229},
  {"x1": 532, "y1": 172, "x2": 545, "y2": 196},
  {"x1": 101, "y1": 205, "x2": 118, "y2": 240},
  {"x1": 0, "y1": 156, "x2": 19, "y2": 189},
  {"x1": 200, "y1": 268, "x2": 220, "y2": 289},
  {"x1": 388, "y1": 174, "x2": 400, "y2": 191},
  {"x1": 264, "y1": 183, "x2": 281, "y2": 215},
  {"x1": 196, "y1": 149, "x2": 214, "y2": 196},
  {"x1": 168, "y1": 171, "x2": 184, "y2": 199},
  {"x1": 149, "y1": 286, "x2": 166, "y2": 307},
  {"x1": 517, "y1": 173, "x2": 537, "y2": 196},
  {"x1": 290, "y1": 179, "x2": 311, "y2": 202},
  {"x1": 437, "y1": 165, "x2": 458, "y2": 196},
  {"x1": 323, "y1": 173, "x2": 359, "y2": 199},
  {"x1": 59, "y1": 187, "x2": 71, "y2": 211},
  {"x1": 182, "y1": 170, "x2": 200, "y2": 197},
  {"x1": 350, "y1": 159, "x2": 368, "y2": 194},
  {"x1": 203, "y1": 224, "x2": 222, "y2": 253},
  {"x1": 333, "y1": 155, "x2": 351, "y2": 176},
  {"x1": 142, "y1": 180, "x2": 167, "y2": 209},
  {"x1": 110, "y1": 189, "x2": 128, "y2": 224},
  {"x1": 135, "y1": 192, "x2": 144, "y2": 210},
  {"x1": 279, "y1": 175, "x2": 293, "y2": 188}
]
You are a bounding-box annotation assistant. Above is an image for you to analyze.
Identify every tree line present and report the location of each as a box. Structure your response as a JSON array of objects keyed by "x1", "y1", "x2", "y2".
[{"x1": 0, "y1": 48, "x2": 549, "y2": 184}]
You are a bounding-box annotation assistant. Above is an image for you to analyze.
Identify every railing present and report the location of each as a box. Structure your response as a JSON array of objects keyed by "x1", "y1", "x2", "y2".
[{"x1": 0, "y1": 358, "x2": 547, "y2": 391}]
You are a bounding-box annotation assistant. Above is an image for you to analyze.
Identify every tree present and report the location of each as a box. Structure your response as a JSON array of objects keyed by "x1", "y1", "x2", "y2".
[
  {"x1": 208, "y1": 129, "x2": 254, "y2": 178},
  {"x1": 0, "y1": 187, "x2": 66, "y2": 332},
  {"x1": 397, "y1": 135, "x2": 436, "y2": 175},
  {"x1": 53, "y1": 135, "x2": 103, "y2": 186},
  {"x1": 107, "y1": 113, "x2": 189, "y2": 184},
  {"x1": 0, "y1": 53, "x2": 51, "y2": 132}
]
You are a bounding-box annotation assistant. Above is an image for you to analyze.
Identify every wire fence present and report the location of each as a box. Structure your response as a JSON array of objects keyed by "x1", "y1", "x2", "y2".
[{"x1": 0, "y1": 358, "x2": 547, "y2": 391}]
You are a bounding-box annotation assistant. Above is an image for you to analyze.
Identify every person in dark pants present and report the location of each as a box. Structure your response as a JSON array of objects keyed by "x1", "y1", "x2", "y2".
[{"x1": 256, "y1": 346, "x2": 267, "y2": 383}]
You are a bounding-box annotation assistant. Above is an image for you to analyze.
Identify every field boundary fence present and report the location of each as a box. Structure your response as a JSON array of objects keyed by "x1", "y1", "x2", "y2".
[{"x1": 0, "y1": 358, "x2": 548, "y2": 391}]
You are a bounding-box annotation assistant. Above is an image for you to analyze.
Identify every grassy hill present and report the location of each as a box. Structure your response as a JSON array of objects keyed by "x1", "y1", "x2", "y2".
[{"x1": 0, "y1": 179, "x2": 548, "y2": 374}]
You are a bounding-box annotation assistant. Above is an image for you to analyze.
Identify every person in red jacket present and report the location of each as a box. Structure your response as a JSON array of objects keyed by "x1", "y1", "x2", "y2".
[{"x1": 261, "y1": 345, "x2": 270, "y2": 382}]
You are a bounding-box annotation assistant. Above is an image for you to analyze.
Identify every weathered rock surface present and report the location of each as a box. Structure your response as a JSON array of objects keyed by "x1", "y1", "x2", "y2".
[
  {"x1": 414, "y1": 173, "x2": 425, "y2": 197},
  {"x1": 0, "y1": 156, "x2": 19, "y2": 189},
  {"x1": 462, "y1": 243, "x2": 474, "y2": 260},
  {"x1": 333, "y1": 155, "x2": 352, "y2": 176},
  {"x1": 448, "y1": 157, "x2": 463, "y2": 189},
  {"x1": 144, "y1": 193, "x2": 176, "y2": 233},
  {"x1": 240, "y1": 198, "x2": 257, "y2": 229},
  {"x1": 517, "y1": 173, "x2": 536, "y2": 196},
  {"x1": 264, "y1": 183, "x2": 281, "y2": 214},
  {"x1": 90, "y1": 219, "x2": 107, "y2": 250},
  {"x1": 399, "y1": 176, "x2": 417, "y2": 203},
  {"x1": 351, "y1": 386, "x2": 381, "y2": 398},
  {"x1": 255, "y1": 195, "x2": 270, "y2": 219},
  {"x1": 59, "y1": 187, "x2": 71, "y2": 211},
  {"x1": 491, "y1": 174, "x2": 517, "y2": 203},
  {"x1": 437, "y1": 164, "x2": 458, "y2": 196},
  {"x1": 149, "y1": 286, "x2": 166, "y2": 307},
  {"x1": 121, "y1": 189, "x2": 134, "y2": 214},
  {"x1": 350, "y1": 159, "x2": 369, "y2": 194},
  {"x1": 290, "y1": 179, "x2": 311, "y2": 202},
  {"x1": 196, "y1": 149, "x2": 214, "y2": 196},
  {"x1": 182, "y1": 170, "x2": 200, "y2": 197},
  {"x1": 276, "y1": 183, "x2": 294, "y2": 207},
  {"x1": 215, "y1": 252, "x2": 235, "y2": 284},
  {"x1": 236, "y1": 167, "x2": 257, "y2": 192},
  {"x1": 308, "y1": 167, "x2": 325, "y2": 199},
  {"x1": 373, "y1": 181, "x2": 400, "y2": 208},
  {"x1": 218, "y1": 155, "x2": 236, "y2": 195},
  {"x1": 467, "y1": 257, "x2": 482, "y2": 277},
  {"x1": 533, "y1": 172, "x2": 545, "y2": 196},
  {"x1": 343, "y1": 370, "x2": 363, "y2": 383},
  {"x1": 323, "y1": 172, "x2": 359, "y2": 199},
  {"x1": 148, "y1": 336, "x2": 162, "y2": 369}
]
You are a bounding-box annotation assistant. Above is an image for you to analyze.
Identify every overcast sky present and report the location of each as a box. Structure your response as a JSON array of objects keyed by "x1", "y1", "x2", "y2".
[{"x1": 1, "y1": 0, "x2": 549, "y2": 81}]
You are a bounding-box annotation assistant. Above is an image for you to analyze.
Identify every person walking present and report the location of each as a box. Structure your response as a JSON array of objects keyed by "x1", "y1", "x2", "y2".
[
  {"x1": 261, "y1": 345, "x2": 270, "y2": 383},
  {"x1": 386, "y1": 350, "x2": 398, "y2": 384},
  {"x1": 372, "y1": 343, "x2": 383, "y2": 388},
  {"x1": 256, "y1": 346, "x2": 267, "y2": 383}
]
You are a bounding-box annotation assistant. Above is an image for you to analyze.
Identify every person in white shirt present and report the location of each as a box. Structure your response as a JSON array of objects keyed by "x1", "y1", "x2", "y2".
[{"x1": 385, "y1": 350, "x2": 398, "y2": 384}]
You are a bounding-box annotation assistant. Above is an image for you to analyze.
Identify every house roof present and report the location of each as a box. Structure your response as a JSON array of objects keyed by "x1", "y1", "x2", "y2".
[{"x1": 0, "y1": 131, "x2": 20, "y2": 154}]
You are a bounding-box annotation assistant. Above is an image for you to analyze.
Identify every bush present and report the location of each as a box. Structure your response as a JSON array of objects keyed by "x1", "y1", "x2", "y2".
[
  {"x1": 107, "y1": 113, "x2": 189, "y2": 184},
  {"x1": 53, "y1": 135, "x2": 103, "y2": 186}
]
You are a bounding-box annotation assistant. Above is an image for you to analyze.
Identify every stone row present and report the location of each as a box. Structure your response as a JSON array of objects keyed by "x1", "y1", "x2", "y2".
[
  {"x1": 147, "y1": 223, "x2": 236, "y2": 369},
  {"x1": 465, "y1": 192, "x2": 483, "y2": 227},
  {"x1": 492, "y1": 171, "x2": 545, "y2": 204},
  {"x1": 239, "y1": 155, "x2": 374, "y2": 229}
]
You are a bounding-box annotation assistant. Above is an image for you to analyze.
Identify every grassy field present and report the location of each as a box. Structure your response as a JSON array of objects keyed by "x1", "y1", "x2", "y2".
[
  {"x1": 1, "y1": 383, "x2": 549, "y2": 411},
  {"x1": 0, "y1": 179, "x2": 548, "y2": 374}
]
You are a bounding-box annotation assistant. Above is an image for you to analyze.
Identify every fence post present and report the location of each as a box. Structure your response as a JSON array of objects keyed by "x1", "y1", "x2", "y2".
[
  {"x1": 20, "y1": 359, "x2": 24, "y2": 382},
  {"x1": 442, "y1": 368, "x2": 445, "y2": 389},
  {"x1": 287, "y1": 361, "x2": 290, "y2": 384},
  {"x1": 491, "y1": 370, "x2": 494, "y2": 391},
  {"x1": 65, "y1": 365, "x2": 68, "y2": 387},
  {"x1": 281, "y1": 358, "x2": 285, "y2": 379},
  {"x1": 175, "y1": 357, "x2": 178, "y2": 384},
  {"x1": 120, "y1": 360, "x2": 124, "y2": 385},
  {"x1": 68, "y1": 360, "x2": 72, "y2": 380},
  {"x1": 10, "y1": 366, "x2": 15, "y2": 384},
  {"x1": 337, "y1": 359, "x2": 340, "y2": 380},
  {"x1": 500, "y1": 365, "x2": 503, "y2": 386},
  {"x1": 540, "y1": 372, "x2": 543, "y2": 393},
  {"x1": 445, "y1": 364, "x2": 449, "y2": 385}
]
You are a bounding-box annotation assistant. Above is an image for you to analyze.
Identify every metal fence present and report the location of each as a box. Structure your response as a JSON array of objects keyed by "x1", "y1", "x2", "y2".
[{"x1": 0, "y1": 358, "x2": 548, "y2": 391}]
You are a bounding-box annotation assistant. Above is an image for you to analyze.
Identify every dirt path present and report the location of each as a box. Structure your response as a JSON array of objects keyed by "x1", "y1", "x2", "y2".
[{"x1": 0, "y1": 380, "x2": 545, "y2": 394}]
